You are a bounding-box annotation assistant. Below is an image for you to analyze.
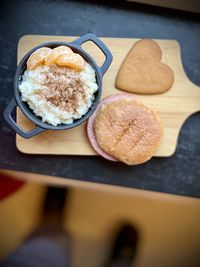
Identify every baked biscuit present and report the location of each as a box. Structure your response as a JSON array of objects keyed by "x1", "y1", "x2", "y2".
[{"x1": 116, "y1": 39, "x2": 174, "y2": 94}]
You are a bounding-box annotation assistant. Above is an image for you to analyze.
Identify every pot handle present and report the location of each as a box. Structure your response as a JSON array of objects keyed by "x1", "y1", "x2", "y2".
[
  {"x1": 4, "y1": 98, "x2": 45, "y2": 139},
  {"x1": 70, "y1": 33, "x2": 113, "y2": 75}
]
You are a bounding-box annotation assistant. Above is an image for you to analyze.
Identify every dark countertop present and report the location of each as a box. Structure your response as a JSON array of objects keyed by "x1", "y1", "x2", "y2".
[{"x1": 0, "y1": 0, "x2": 200, "y2": 197}]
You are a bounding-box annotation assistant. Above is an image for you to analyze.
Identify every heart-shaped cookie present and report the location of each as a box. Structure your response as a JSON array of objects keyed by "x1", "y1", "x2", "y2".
[{"x1": 115, "y1": 39, "x2": 174, "y2": 94}]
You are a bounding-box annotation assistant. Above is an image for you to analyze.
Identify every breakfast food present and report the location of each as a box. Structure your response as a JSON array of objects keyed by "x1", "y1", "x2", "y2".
[
  {"x1": 45, "y1": 45, "x2": 73, "y2": 66},
  {"x1": 19, "y1": 46, "x2": 98, "y2": 126},
  {"x1": 115, "y1": 39, "x2": 174, "y2": 94},
  {"x1": 56, "y1": 53, "x2": 85, "y2": 71},
  {"x1": 87, "y1": 93, "x2": 163, "y2": 165},
  {"x1": 27, "y1": 47, "x2": 52, "y2": 70}
]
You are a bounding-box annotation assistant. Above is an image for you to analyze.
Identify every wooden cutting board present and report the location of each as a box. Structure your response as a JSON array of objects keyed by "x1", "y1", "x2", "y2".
[{"x1": 16, "y1": 35, "x2": 200, "y2": 157}]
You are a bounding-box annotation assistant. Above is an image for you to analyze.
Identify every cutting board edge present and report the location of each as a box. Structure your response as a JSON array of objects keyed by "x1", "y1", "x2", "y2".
[
  {"x1": 18, "y1": 34, "x2": 181, "y2": 42},
  {"x1": 15, "y1": 137, "x2": 176, "y2": 158}
]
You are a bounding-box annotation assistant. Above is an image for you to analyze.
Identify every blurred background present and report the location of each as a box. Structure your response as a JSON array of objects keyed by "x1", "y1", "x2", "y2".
[{"x1": 0, "y1": 170, "x2": 200, "y2": 267}]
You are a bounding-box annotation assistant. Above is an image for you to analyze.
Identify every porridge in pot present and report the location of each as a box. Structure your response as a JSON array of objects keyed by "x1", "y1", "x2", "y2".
[{"x1": 19, "y1": 46, "x2": 98, "y2": 126}]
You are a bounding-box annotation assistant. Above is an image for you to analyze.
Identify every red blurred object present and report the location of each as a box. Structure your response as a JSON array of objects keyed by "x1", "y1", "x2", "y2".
[{"x1": 0, "y1": 173, "x2": 25, "y2": 200}]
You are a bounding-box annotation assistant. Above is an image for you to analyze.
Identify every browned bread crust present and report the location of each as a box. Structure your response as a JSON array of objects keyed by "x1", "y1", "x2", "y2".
[{"x1": 93, "y1": 95, "x2": 163, "y2": 165}]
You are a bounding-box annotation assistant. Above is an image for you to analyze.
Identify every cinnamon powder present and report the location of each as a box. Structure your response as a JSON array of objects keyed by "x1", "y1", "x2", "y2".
[{"x1": 38, "y1": 65, "x2": 88, "y2": 113}]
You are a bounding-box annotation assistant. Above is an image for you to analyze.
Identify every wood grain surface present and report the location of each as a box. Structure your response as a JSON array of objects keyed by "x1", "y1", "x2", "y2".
[{"x1": 16, "y1": 35, "x2": 200, "y2": 157}]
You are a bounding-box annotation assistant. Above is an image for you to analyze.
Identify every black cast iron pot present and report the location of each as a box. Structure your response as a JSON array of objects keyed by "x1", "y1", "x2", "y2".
[{"x1": 4, "y1": 33, "x2": 113, "y2": 138}]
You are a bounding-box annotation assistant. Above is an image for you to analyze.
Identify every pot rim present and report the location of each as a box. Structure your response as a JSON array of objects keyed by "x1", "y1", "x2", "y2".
[{"x1": 14, "y1": 41, "x2": 103, "y2": 130}]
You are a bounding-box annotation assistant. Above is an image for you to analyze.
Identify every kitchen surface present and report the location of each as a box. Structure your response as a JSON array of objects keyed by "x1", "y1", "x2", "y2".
[{"x1": 1, "y1": 0, "x2": 200, "y2": 197}]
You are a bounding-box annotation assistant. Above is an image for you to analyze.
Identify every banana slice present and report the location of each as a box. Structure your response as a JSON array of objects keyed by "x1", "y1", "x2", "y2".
[{"x1": 27, "y1": 47, "x2": 52, "y2": 70}]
